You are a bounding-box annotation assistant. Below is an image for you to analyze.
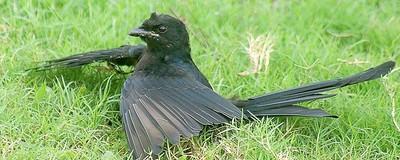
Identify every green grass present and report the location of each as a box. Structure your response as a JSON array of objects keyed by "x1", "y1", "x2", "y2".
[{"x1": 1, "y1": 0, "x2": 400, "y2": 159}]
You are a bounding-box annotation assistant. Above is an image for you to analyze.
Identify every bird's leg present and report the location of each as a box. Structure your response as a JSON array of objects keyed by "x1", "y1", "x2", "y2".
[{"x1": 107, "y1": 62, "x2": 133, "y2": 74}]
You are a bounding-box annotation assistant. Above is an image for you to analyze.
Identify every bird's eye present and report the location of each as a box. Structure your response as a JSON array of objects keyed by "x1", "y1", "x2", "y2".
[{"x1": 158, "y1": 26, "x2": 167, "y2": 33}]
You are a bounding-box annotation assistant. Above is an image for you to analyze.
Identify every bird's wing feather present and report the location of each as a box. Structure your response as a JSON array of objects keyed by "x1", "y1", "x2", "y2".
[
  {"x1": 120, "y1": 74, "x2": 242, "y2": 158},
  {"x1": 29, "y1": 45, "x2": 146, "y2": 71}
]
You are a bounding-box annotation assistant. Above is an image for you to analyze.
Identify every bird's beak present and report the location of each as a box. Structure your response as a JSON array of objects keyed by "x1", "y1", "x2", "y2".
[{"x1": 129, "y1": 27, "x2": 159, "y2": 38}]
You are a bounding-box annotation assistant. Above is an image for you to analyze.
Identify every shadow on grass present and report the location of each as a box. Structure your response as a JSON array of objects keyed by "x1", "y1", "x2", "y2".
[
  {"x1": 24, "y1": 66, "x2": 129, "y2": 127},
  {"x1": 25, "y1": 66, "x2": 129, "y2": 93}
]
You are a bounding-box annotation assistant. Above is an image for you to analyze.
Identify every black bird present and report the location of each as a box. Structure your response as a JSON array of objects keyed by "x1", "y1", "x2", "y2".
[{"x1": 30, "y1": 13, "x2": 395, "y2": 159}]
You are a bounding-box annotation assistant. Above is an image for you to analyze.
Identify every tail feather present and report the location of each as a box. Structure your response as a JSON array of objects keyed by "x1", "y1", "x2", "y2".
[
  {"x1": 243, "y1": 61, "x2": 396, "y2": 117},
  {"x1": 245, "y1": 105, "x2": 338, "y2": 118},
  {"x1": 250, "y1": 94, "x2": 336, "y2": 111}
]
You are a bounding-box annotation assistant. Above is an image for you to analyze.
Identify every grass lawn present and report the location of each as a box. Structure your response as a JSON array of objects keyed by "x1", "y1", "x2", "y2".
[{"x1": 1, "y1": 0, "x2": 399, "y2": 159}]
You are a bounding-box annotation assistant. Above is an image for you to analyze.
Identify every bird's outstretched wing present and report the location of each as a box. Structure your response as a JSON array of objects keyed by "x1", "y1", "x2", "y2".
[
  {"x1": 120, "y1": 73, "x2": 242, "y2": 159},
  {"x1": 28, "y1": 44, "x2": 146, "y2": 71}
]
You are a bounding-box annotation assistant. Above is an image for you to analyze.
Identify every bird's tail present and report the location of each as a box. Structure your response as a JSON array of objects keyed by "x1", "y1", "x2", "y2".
[{"x1": 240, "y1": 61, "x2": 396, "y2": 118}]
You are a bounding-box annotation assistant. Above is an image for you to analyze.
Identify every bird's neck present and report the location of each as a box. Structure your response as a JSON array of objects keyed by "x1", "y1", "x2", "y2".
[
  {"x1": 134, "y1": 45, "x2": 193, "y2": 73},
  {"x1": 147, "y1": 42, "x2": 192, "y2": 60}
]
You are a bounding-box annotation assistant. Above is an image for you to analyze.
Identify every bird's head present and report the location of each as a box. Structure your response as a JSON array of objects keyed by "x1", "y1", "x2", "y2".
[{"x1": 129, "y1": 13, "x2": 190, "y2": 52}]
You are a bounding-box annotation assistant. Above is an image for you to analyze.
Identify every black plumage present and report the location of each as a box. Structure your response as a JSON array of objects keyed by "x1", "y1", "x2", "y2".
[
  {"x1": 28, "y1": 44, "x2": 146, "y2": 72},
  {"x1": 242, "y1": 61, "x2": 395, "y2": 117},
  {"x1": 29, "y1": 12, "x2": 396, "y2": 159},
  {"x1": 121, "y1": 74, "x2": 241, "y2": 157}
]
